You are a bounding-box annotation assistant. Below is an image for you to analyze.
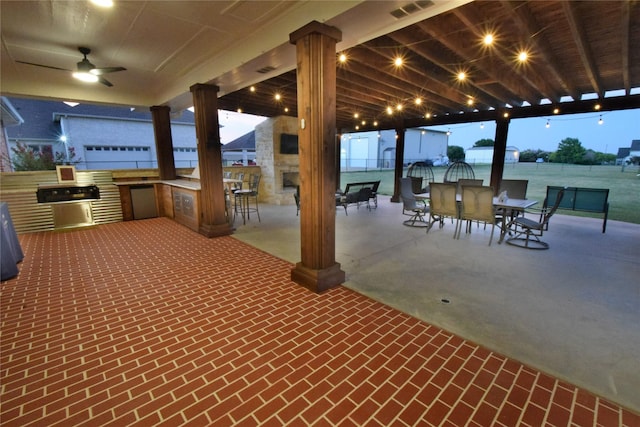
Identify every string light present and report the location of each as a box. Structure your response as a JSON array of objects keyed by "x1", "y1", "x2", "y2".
[
  {"x1": 598, "y1": 115, "x2": 603, "y2": 125},
  {"x1": 446, "y1": 129, "x2": 451, "y2": 136},
  {"x1": 483, "y1": 34, "x2": 494, "y2": 46},
  {"x1": 545, "y1": 119, "x2": 550, "y2": 128},
  {"x1": 338, "y1": 53, "x2": 347, "y2": 63},
  {"x1": 480, "y1": 122, "x2": 484, "y2": 129},
  {"x1": 517, "y1": 51, "x2": 528, "y2": 62}
]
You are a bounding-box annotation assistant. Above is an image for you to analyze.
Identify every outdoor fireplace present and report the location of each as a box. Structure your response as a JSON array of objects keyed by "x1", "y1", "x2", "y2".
[{"x1": 282, "y1": 172, "x2": 299, "y2": 189}]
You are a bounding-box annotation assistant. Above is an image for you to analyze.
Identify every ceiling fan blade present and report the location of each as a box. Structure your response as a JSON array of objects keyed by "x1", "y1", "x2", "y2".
[
  {"x1": 91, "y1": 66, "x2": 126, "y2": 75},
  {"x1": 16, "y1": 60, "x2": 71, "y2": 72},
  {"x1": 97, "y1": 76, "x2": 113, "y2": 87}
]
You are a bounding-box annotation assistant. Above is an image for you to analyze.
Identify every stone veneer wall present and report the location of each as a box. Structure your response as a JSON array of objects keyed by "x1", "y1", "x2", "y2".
[{"x1": 255, "y1": 116, "x2": 299, "y2": 205}]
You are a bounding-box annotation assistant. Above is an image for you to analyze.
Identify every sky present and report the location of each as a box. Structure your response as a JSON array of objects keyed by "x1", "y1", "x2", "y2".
[
  {"x1": 218, "y1": 108, "x2": 639, "y2": 155},
  {"x1": 431, "y1": 108, "x2": 640, "y2": 154},
  {"x1": 218, "y1": 110, "x2": 266, "y2": 145}
]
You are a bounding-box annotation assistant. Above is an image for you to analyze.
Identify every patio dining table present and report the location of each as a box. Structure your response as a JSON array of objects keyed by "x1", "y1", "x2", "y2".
[{"x1": 415, "y1": 192, "x2": 538, "y2": 243}]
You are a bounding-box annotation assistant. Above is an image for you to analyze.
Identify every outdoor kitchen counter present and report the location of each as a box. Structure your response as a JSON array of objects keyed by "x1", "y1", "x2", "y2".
[{"x1": 115, "y1": 179, "x2": 202, "y2": 230}]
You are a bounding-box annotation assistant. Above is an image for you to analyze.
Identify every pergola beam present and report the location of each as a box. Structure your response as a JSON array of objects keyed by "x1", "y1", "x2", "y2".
[{"x1": 563, "y1": 1, "x2": 604, "y2": 98}]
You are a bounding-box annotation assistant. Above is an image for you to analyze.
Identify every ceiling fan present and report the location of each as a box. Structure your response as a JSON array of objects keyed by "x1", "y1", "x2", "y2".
[{"x1": 17, "y1": 47, "x2": 126, "y2": 87}]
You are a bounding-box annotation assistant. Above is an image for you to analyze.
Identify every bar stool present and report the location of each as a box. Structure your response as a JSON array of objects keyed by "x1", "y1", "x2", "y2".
[{"x1": 234, "y1": 174, "x2": 261, "y2": 224}]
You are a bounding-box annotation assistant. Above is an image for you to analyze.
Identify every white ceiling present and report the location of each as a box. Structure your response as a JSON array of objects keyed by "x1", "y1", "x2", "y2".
[{"x1": 1, "y1": 0, "x2": 467, "y2": 114}]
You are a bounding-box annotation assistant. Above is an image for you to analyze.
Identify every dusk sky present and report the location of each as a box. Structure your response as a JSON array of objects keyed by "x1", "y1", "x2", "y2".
[
  {"x1": 430, "y1": 108, "x2": 639, "y2": 155},
  {"x1": 219, "y1": 108, "x2": 639, "y2": 156}
]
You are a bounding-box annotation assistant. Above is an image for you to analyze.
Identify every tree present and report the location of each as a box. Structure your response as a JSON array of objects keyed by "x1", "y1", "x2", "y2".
[
  {"x1": 554, "y1": 137, "x2": 586, "y2": 164},
  {"x1": 593, "y1": 152, "x2": 616, "y2": 164},
  {"x1": 473, "y1": 138, "x2": 494, "y2": 147},
  {"x1": 10, "y1": 142, "x2": 80, "y2": 171},
  {"x1": 519, "y1": 149, "x2": 550, "y2": 162},
  {"x1": 448, "y1": 145, "x2": 465, "y2": 162}
]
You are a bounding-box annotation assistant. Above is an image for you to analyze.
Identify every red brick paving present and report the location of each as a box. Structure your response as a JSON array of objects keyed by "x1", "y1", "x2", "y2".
[{"x1": 1, "y1": 218, "x2": 638, "y2": 426}]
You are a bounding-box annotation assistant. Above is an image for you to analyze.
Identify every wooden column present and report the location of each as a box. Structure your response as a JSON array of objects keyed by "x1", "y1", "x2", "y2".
[
  {"x1": 289, "y1": 21, "x2": 345, "y2": 292},
  {"x1": 490, "y1": 113, "x2": 510, "y2": 194},
  {"x1": 190, "y1": 83, "x2": 233, "y2": 238},
  {"x1": 150, "y1": 105, "x2": 176, "y2": 180},
  {"x1": 390, "y1": 126, "x2": 406, "y2": 203}
]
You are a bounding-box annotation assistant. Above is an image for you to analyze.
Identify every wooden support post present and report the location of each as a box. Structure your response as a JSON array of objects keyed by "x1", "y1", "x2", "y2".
[
  {"x1": 150, "y1": 106, "x2": 176, "y2": 180},
  {"x1": 190, "y1": 83, "x2": 233, "y2": 238},
  {"x1": 391, "y1": 126, "x2": 406, "y2": 203},
  {"x1": 289, "y1": 21, "x2": 345, "y2": 292},
  {"x1": 490, "y1": 113, "x2": 510, "y2": 194}
]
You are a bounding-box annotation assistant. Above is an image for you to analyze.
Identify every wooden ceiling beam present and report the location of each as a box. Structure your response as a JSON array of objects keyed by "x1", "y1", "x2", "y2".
[
  {"x1": 377, "y1": 33, "x2": 499, "y2": 109},
  {"x1": 337, "y1": 50, "x2": 461, "y2": 112},
  {"x1": 344, "y1": 44, "x2": 467, "y2": 111},
  {"x1": 453, "y1": 4, "x2": 562, "y2": 104},
  {"x1": 414, "y1": 18, "x2": 531, "y2": 108},
  {"x1": 380, "y1": 93, "x2": 640, "y2": 132},
  {"x1": 562, "y1": 1, "x2": 604, "y2": 97},
  {"x1": 621, "y1": 0, "x2": 631, "y2": 94},
  {"x1": 499, "y1": 0, "x2": 580, "y2": 101}
]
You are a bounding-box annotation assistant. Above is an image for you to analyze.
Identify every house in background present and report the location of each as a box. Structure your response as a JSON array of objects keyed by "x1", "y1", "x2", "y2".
[
  {"x1": 3, "y1": 97, "x2": 198, "y2": 171},
  {"x1": 221, "y1": 131, "x2": 256, "y2": 165},
  {"x1": 0, "y1": 97, "x2": 24, "y2": 172},
  {"x1": 340, "y1": 128, "x2": 448, "y2": 170},
  {"x1": 616, "y1": 140, "x2": 640, "y2": 165},
  {"x1": 465, "y1": 145, "x2": 520, "y2": 165}
]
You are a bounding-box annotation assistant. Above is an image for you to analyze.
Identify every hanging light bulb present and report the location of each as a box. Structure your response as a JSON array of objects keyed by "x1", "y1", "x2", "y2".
[
  {"x1": 598, "y1": 115, "x2": 603, "y2": 125},
  {"x1": 545, "y1": 119, "x2": 550, "y2": 128},
  {"x1": 480, "y1": 122, "x2": 484, "y2": 129},
  {"x1": 446, "y1": 129, "x2": 451, "y2": 136}
]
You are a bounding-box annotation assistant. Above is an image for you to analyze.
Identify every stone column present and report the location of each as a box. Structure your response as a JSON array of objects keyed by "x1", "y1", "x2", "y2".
[
  {"x1": 289, "y1": 21, "x2": 345, "y2": 292},
  {"x1": 490, "y1": 113, "x2": 510, "y2": 194},
  {"x1": 190, "y1": 83, "x2": 233, "y2": 238},
  {"x1": 150, "y1": 106, "x2": 176, "y2": 180}
]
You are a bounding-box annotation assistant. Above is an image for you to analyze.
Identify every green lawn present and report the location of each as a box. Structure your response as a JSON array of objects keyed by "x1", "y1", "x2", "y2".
[{"x1": 340, "y1": 163, "x2": 640, "y2": 224}]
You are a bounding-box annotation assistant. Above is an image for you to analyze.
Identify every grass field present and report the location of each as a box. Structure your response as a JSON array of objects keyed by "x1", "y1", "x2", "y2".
[{"x1": 340, "y1": 163, "x2": 640, "y2": 224}]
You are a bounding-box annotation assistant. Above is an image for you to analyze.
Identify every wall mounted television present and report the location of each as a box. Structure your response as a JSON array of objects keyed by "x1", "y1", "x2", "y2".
[{"x1": 280, "y1": 134, "x2": 299, "y2": 154}]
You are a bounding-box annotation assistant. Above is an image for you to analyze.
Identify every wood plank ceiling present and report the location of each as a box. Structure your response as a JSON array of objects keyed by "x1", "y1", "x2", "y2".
[{"x1": 216, "y1": 0, "x2": 640, "y2": 132}]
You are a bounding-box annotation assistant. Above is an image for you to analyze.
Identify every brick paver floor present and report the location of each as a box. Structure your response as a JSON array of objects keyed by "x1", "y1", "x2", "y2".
[{"x1": 1, "y1": 218, "x2": 637, "y2": 426}]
